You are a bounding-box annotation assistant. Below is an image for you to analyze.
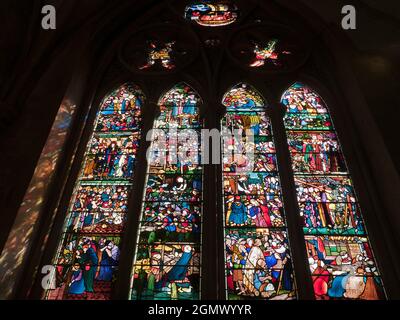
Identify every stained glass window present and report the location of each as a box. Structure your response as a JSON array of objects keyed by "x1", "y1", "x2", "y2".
[
  {"x1": 282, "y1": 83, "x2": 385, "y2": 300},
  {"x1": 140, "y1": 41, "x2": 176, "y2": 70},
  {"x1": 222, "y1": 83, "x2": 296, "y2": 300},
  {"x1": 185, "y1": 1, "x2": 239, "y2": 27},
  {"x1": 130, "y1": 83, "x2": 203, "y2": 300},
  {"x1": 250, "y1": 39, "x2": 292, "y2": 68},
  {"x1": 46, "y1": 84, "x2": 144, "y2": 300}
]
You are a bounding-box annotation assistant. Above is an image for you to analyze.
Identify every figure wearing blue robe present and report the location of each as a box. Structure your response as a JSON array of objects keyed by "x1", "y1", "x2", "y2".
[
  {"x1": 242, "y1": 98, "x2": 256, "y2": 110},
  {"x1": 248, "y1": 206, "x2": 260, "y2": 219},
  {"x1": 126, "y1": 156, "x2": 135, "y2": 177},
  {"x1": 97, "y1": 245, "x2": 119, "y2": 282},
  {"x1": 229, "y1": 202, "x2": 247, "y2": 225},
  {"x1": 288, "y1": 103, "x2": 299, "y2": 113},
  {"x1": 193, "y1": 179, "x2": 202, "y2": 191},
  {"x1": 251, "y1": 123, "x2": 261, "y2": 136},
  {"x1": 171, "y1": 106, "x2": 179, "y2": 118},
  {"x1": 183, "y1": 100, "x2": 196, "y2": 115},
  {"x1": 101, "y1": 191, "x2": 110, "y2": 203},
  {"x1": 135, "y1": 97, "x2": 142, "y2": 108},
  {"x1": 265, "y1": 255, "x2": 280, "y2": 279},
  {"x1": 69, "y1": 269, "x2": 85, "y2": 295},
  {"x1": 279, "y1": 252, "x2": 293, "y2": 291},
  {"x1": 121, "y1": 99, "x2": 126, "y2": 113},
  {"x1": 309, "y1": 238, "x2": 325, "y2": 260},
  {"x1": 83, "y1": 212, "x2": 93, "y2": 227},
  {"x1": 166, "y1": 251, "x2": 192, "y2": 281},
  {"x1": 240, "y1": 254, "x2": 247, "y2": 267},
  {"x1": 265, "y1": 254, "x2": 277, "y2": 269},
  {"x1": 164, "y1": 216, "x2": 177, "y2": 232},
  {"x1": 328, "y1": 273, "x2": 349, "y2": 298}
]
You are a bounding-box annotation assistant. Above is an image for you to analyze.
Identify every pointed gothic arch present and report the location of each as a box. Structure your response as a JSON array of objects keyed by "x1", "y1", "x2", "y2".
[
  {"x1": 281, "y1": 82, "x2": 385, "y2": 300},
  {"x1": 130, "y1": 82, "x2": 204, "y2": 300},
  {"x1": 2, "y1": 0, "x2": 398, "y2": 302},
  {"x1": 221, "y1": 83, "x2": 296, "y2": 300},
  {"x1": 45, "y1": 83, "x2": 145, "y2": 300}
]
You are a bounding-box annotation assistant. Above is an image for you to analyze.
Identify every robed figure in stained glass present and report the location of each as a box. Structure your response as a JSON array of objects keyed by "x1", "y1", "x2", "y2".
[{"x1": 283, "y1": 83, "x2": 384, "y2": 300}]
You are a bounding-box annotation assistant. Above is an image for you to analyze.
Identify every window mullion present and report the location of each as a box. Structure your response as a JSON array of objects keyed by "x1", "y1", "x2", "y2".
[
  {"x1": 268, "y1": 102, "x2": 315, "y2": 300},
  {"x1": 202, "y1": 105, "x2": 225, "y2": 300}
]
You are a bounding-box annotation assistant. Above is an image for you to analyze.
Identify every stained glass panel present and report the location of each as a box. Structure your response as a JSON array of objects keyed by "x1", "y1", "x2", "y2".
[
  {"x1": 306, "y1": 236, "x2": 384, "y2": 299},
  {"x1": 288, "y1": 132, "x2": 347, "y2": 174},
  {"x1": 223, "y1": 84, "x2": 265, "y2": 111},
  {"x1": 130, "y1": 83, "x2": 203, "y2": 300},
  {"x1": 226, "y1": 229, "x2": 294, "y2": 299},
  {"x1": 250, "y1": 39, "x2": 292, "y2": 68},
  {"x1": 185, "y1": 1, "x2": 239, "y2": 27},
  {"x1": 46, "y1": 84, "x2": 144, "y2": 300},
  {"x1": 140, "y1": 41, "x2": 175, "y2": 70},
  {"x1": 222, "y1": 83, "x2": 296, "y2": 300},
  {"x1": 282, "y1": 83, "x2": 385, "y2": 299}
]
